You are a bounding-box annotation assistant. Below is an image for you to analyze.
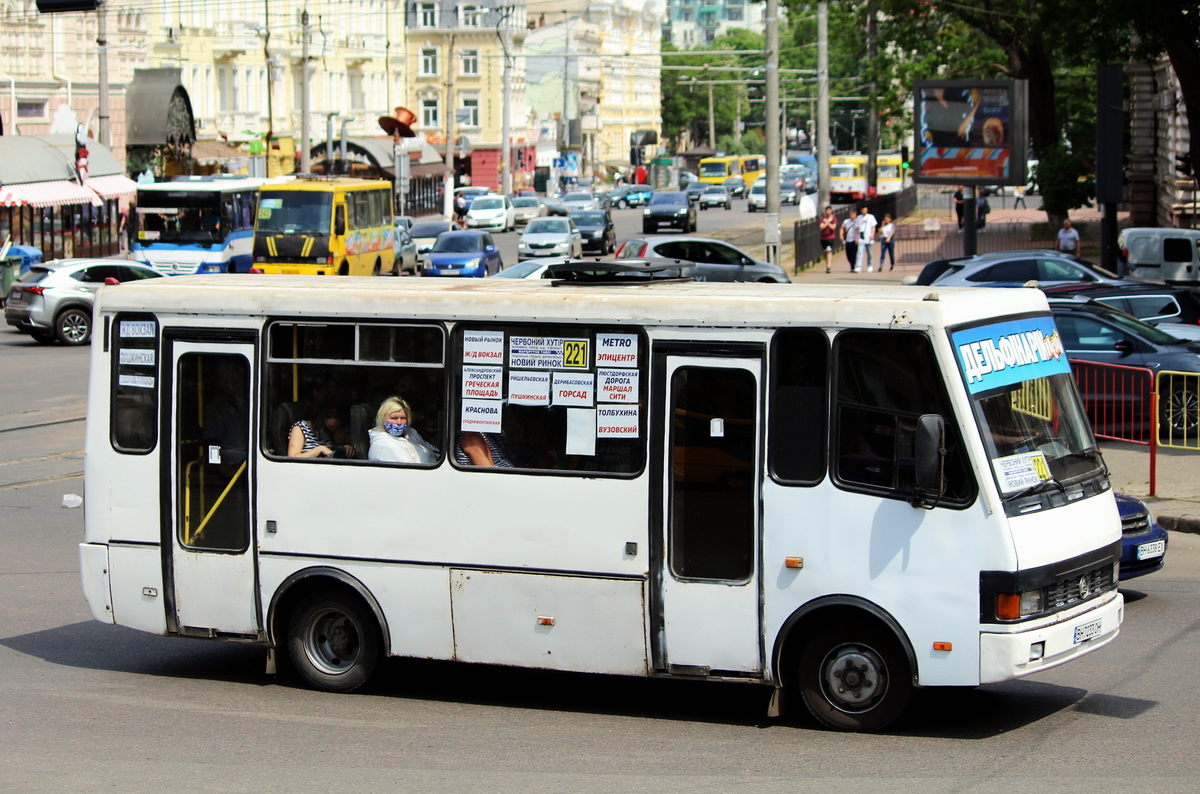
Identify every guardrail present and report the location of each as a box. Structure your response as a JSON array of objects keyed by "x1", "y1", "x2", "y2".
[
  {"x1": 791, "y1": 187, "x2": 918, "y2": 271},
  {"x1": 1157, "y1": 370, "x2": 1200, "y2": 451},
  {"x1": 1070, "y1": 359, "x2": 1159, "y2": 494}
]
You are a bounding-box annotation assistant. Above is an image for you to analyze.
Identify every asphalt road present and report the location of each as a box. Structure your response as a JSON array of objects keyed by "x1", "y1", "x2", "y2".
[{"x1": 3, "y1": 312, "x2": 1200, "y2": 791}]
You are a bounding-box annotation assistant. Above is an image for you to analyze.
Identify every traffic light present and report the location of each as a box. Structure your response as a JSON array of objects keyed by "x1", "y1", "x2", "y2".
[
  {"x1": 630, "y1": 146, "x2": 642, "y2": 166},
  {"x1": 901, "y1": 145, "x2": 911, "y2": 171},
  {"x1": 1176, "y1": 152, "x2": 1193, "y2": 178}
]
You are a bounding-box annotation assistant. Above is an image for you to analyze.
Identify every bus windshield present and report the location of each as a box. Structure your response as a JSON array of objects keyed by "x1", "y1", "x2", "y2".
[
  {"x1": 138, "y1": 192, "x2": 222, "y2": 245},
  {"x1": 953, "y1": 316, "x2": 1104, "y2": 499},
  {"x1": 257, "y1": 191, "x2": 333, "y2": 235},
  {"x1": 699, "y1": 161, "x2": 731, "y2": 178}
]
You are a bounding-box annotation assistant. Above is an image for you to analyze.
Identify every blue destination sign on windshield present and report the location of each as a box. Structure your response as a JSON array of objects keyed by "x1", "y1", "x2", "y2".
[{"x1": 952, "y1": 316, "x2": 1069, "y2": 394}]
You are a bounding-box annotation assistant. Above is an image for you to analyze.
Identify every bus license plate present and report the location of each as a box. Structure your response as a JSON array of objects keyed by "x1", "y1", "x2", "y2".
[
  {"x1": 1073, "y1": 619, "x2": 1102, "y2": 644},
  {"x1": 1137, "y1": 540, "x2": 1166, "y2": 560}
]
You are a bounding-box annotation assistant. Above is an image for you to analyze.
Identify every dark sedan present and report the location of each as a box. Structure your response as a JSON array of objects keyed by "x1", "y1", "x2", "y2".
[
  {"x1": 642, "y1": 191, "x2": 697, "y2": 234},
  {"x1": 569, "y1": 209, "x2": 616, "y2": 255},
  {"x1": 1115, "y1": 492, "x2": 1168, "y2": 580}
]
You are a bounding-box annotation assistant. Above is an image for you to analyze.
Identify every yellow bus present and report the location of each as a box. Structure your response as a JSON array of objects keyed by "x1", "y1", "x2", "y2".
[
  {"x1": 697, "y1": 156, "x2": 741, "y2": 185},
  {"x1": 877, "y1": 153, "x2": 904, "y2": 195},
  {"x1": 254, "y1": 177, "x2": 394, "y2": 276},
  {"x1": 829, "y1": 154, "x2": 868, "y2": 203},
  {"x1": 738, "y1": 154, "x2": 765, "y2": 187}
]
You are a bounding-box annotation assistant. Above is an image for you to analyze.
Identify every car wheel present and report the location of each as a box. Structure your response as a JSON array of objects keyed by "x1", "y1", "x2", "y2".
[
  {"x1": 797, "y1": 620, "x2": 911, "y2": 732},
  {"x1": 30, "y1": 329, "x2": 55, "y2": 344},
  {"x1": 1161, "y1": 385, "x2": 1200, "y2": 438},
  {"x1": 55, "y1": 308, "x2": 92, "y2": 346},
  {"x1": 287, "y1": 588, "x2": 380, "y2": 693}
]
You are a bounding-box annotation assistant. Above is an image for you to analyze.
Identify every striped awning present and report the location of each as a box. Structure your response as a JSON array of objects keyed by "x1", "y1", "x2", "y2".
[
  {"x1": 85, "y1": 173, "x2": 140, "y2": 200},
  {"x1": 0, "y1": 180, "x2": 102, "y2": 208}
]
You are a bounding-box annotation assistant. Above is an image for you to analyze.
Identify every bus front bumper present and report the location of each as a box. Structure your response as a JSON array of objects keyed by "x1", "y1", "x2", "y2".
[{"x1": 979, "y1": 591, "x2": 1123, "y2": 684}]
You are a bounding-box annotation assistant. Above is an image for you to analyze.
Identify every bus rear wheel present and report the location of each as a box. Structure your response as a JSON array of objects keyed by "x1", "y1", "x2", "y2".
[
  {"x1": 286, "y1": 589, "x2": 380, "y2": 693},
  {"x1": 797, "y1": 621, "x2": 910, "y2": 732}
]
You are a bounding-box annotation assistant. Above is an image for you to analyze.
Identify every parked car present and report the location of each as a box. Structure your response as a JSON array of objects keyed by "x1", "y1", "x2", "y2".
[
  {"x1": 1115, "y1": 492, "x2": 1168, "y2": 581},
  {"x1": 391, "y1": 223, "x2": 419, "y2": 276},
  {"x1": 747, "y1": 179, "x2": 767, "y2": 212},
  {"x1": 5, "y1": 258, "x2": 165, "y2": 345},
  {"x1": 560, "y1": 191, "x2": 596, "y2": 212},
  {"x1": 684, "y1": 180, "x2": 708, "y2": 204},
  {"x1": 518, "y1": 217, "x2": 584, "y2": 260},
  {"x1": 914, "y1": 250, "x2": 1140, "y2": 288},
  {"x1": 722, "y1": 175, "x2": 747, "y2": 198},
  {"x1": 569, "y1": 209, "x2": 617, "y2": 255},
  {"x1": 605, "y1": 184, "x2": 652, "y2": 208},
  {"x1": 615, "y1": 236, "x2": 791, "y2": 283},
  {"x1": 511, "y1": 196, "x2": 546, "y2": 226},
  {"x1": 642, "y1": 191, "x2": 697, "y2": 234},
  {"x1": 1049, "y1": 299, "x2": 1200, "y2": 437},
  {"x1": 394, "y1": 215, "x2": 416, "y2": 232},
  {"x1": 1041, "y1": 282, "x2": 1200, "y2": 339},
  {"x1": 1118, "y1": 226, "x2": 1200, "y2": 287},
  {"x1": 488, "y1": 259, "x2": 554, "y2": 279},
  {"x1": 409, "y1": 220, "x2": 457, "y2": 256},
  {"x1": 699, "y1": 185, "x2": 733, "y2": 210},
  {"x1": 465, "y1": 194, "x2": 516, "y2": 232},
  {"x1": 420, "y1": 230, "x2": 503, "y2": 277}
]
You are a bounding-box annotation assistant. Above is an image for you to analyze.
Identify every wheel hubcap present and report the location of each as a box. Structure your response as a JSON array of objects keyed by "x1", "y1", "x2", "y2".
[
  {"x1": 62, "y1": 315, "x2": 87, "y2": 342},
  {"x1": 821, "y1": 644, "x2": 887, "y2": 712},
  {"x1": 303, "y1": 607, "x2": 361, "y2": 676}
]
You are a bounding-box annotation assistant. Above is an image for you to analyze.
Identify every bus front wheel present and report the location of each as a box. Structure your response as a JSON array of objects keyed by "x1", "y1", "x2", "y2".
[
  {"x1": 797, "y1": 621, "x2": 910, "y2": 732},
  {"x1": 286, "y1": 589, "x2": 380, "y2": 693}
]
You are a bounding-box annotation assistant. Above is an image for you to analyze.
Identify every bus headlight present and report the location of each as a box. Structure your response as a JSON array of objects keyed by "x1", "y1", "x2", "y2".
[{"x1": 996, "y1": 589, "x2": 1044, "y2": 620}]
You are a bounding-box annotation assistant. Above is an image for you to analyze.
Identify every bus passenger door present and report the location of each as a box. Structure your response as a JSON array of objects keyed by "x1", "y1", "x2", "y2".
[
  {"x1": 166, "y1": 341, "x2": 259, "y2": 637},
  {"x1": 655, "y1": 353, "x2": 762, "y2": 675}
]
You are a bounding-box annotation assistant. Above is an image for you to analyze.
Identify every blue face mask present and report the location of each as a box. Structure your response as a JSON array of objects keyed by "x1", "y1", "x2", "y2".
[{"x1": 385, "y1": 422, "x2": 407, "y2": 438}]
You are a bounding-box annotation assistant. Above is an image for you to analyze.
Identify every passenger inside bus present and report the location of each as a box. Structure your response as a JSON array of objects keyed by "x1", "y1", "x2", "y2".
[
  {"x1": 455, "y1": 432, "x2": 514, "y2": 468},
  {"x1": 368, "y1": 396, "x2": 437, "y2": 464},
  {"x1": 289, "y1": 406, "x2": 356, "y2": 459}
]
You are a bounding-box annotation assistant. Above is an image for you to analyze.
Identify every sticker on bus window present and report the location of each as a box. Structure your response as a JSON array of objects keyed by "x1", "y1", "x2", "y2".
[
  {"x1": 562, "y1": 339, "x2": 589, "y2": 369},
  {"x1": 992, "y1": 451, "x2": 1051, "y2": 493},
  {"x1": 119, "y1": 320, "x2": 157, "y2": 338},
  {"x1": 462, "y1": 366, "x2": 503, "y2": 399},
  {"x1": 951, "y1": 317, "x2": 1068, "y2": 394},
  {"x1": 596, "y1": 333, "x2": 639, "y2": 367},
  {"x1": 118, "y1": 348, "x2": 156, "y2": 366},
  {"x1": 597, "y1": 405, "x2": 640, "y2": 438},
  {"x1": 260, "y1": 198, "x2": 283, "y2": 209},
  {"x1": 463, "y1": 330, "x2": 505, "y2": 363},
  {"x1": 138, "y1": 230, "x2": 159, "y2": 241},
  {"x1": 461, "y1": 399, "x2": 502, "y2": 433},
  {"x1": 118, "y1": 374, "x2": 155, "y2": 390},
  {"x1": 552, "y1": 372, "x2": 595, "y2": 406},
  {"x1": 566, "y1": 409, "x2": 597, "y2": 456},
  {"x1": 508, "y1": 370, "x2": 551, "y2": 405},
  {"x1": 257, "y1": 207, "x2": 273, "y2": 220},
  {"x1": 597, "y1": 369, "x2": 639, "y2": 402}
]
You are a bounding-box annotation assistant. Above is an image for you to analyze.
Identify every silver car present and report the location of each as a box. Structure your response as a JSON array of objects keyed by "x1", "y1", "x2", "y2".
[
  {"x1": 517, "y1": 217, "x2": 584, "y2": 260},
  {"x1": 512, "y1": 196, "x2": 546, "y2": 226},
  {"x1": 916, "y1": 250, "x2": 1141, "y2": 288},
  {"x1": 391, "y1": 223, "x2": 420, "y2": 276},
  {"x1": 5, "y1": 258, "x2": 165, "y2": 345},
  {"x1": 614, "y1": 236, "x2": 791, "y2": 283}
]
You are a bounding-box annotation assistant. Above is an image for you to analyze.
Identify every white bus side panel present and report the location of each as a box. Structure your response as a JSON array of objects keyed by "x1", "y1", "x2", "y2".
[
  {"x1": 761, "y1": 486, "x2": 1012, "y2": 687},
  {"x1": 108, "y1": 544, "x2": 169, "y2": 634},
  {"x1": 79, "y1": 543, "x2": 113, "y2": 624},
  {"x1": 450, "y1": 570, "x2": 647, "y2": 675},
  {"x1": 258, "y1": 557, "x2": 456, "y2": 660}
]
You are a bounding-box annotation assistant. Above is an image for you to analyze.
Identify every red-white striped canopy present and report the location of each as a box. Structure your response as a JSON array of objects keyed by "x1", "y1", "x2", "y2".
[{"x1": 0, "y1": 180, "x2": 103, "y2": 208}]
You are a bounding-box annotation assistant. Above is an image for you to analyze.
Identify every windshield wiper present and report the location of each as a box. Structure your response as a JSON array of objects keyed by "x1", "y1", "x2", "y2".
[{"x1": 1008, "y1": 478, "x2": 1066, "y2": 502}]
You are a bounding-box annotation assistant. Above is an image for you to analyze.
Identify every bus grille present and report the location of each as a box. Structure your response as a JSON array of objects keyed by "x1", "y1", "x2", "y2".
[{"x1": 1045, "y1": 565, "x2": 1113, "y2": 611}]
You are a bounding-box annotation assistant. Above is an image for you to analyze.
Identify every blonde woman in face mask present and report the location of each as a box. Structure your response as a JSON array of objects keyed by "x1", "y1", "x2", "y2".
[{"x1": 368, "y1": 396, "x2": 422, "y2": 464}]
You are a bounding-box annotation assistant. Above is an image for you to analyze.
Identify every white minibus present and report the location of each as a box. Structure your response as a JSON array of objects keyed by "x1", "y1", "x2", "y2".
[{"x1": 79, "y1": 267, "x2": 1123, "y2": 732}]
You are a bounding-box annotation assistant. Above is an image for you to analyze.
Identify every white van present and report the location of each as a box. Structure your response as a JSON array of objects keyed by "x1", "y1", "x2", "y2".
[{"x1": 1118, "y1": 227, "x2": 1200, "y2": 285}]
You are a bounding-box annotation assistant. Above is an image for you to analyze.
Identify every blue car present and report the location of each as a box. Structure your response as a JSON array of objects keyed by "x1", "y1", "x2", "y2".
[
  {"x1": 1115, "y1": 492, "x2": 1168, "y2": 580},
  {"x1": 421, "y1": 230, "x2": 503, "y2": 278}
]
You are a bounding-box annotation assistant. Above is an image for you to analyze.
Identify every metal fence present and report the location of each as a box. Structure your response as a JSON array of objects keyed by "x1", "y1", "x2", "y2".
[
  {"x1": 1157, "y1": 370, "x2": 1200, "y2": 451},
  {"x1": 791, "y1": 188, "x2": 918, "y2": 271}
]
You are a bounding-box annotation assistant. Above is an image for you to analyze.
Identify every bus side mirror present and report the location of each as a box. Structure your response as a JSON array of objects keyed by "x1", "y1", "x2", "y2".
[
  {"x1": 335, "y1": 208, "x2": 346, "y2": 236},
  {"x1": 912, "y1": 414, "x2": 946, "y2": 508}
]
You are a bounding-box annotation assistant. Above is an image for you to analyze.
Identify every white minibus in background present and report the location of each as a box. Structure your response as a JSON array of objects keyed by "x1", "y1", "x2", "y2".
[
  {"x1": 131, "y1": 176, "x2": 265, "y2": 275},
  {"x1": 79, "y1": 266, "x2": 1123, "y2": 732}
]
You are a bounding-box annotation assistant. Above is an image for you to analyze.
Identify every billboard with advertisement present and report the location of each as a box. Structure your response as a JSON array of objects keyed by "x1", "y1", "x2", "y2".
[{"x1": 912, "y1": 79, "x2": 1028, "y2": 187}]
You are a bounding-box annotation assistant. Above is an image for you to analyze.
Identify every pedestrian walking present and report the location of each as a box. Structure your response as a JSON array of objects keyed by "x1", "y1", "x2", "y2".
[
  {"x1": 854, "y1": 205, "x2": 878, "y2": 272},
  {"x1": 1055, "y1": 218, "x2": 1080, "y2": 256},
  {"x1": 819, "y1": 206, "x2": 838, "y2": 274},
  {"x1": 953, "y1": 186, "x2": 964, "y2": 230},
  {"x1": 1013, "y1": 184, "x2": 1027, "y2": 209},
  {"x1": 879, "y1": 213, "x2": 896, "y2": 270},
  {"x1": 976, "y1": 195, "x2": 989, "y2": 231},
  {"x1": 840, "y1": 212, "x2": 859, "y2": 273}
]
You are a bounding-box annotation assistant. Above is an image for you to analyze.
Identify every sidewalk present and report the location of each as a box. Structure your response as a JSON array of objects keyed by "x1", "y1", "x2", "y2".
[{"x1": 713, "y1": 214, "x2": 1200, "y2": 533}]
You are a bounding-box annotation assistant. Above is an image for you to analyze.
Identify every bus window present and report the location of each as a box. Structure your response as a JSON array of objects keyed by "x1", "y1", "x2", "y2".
[
  {"x1": 452, "y1": 324, "x2": 647, "y2": 475},
  {"x1": 111, "y1": 314, "x2": 159, "y2": 453},
  {"x1": 257, "y1": 191, "x2": 333, "y2": 234},
  {"x1": 769, "y1": 328, "x2": 828, "y2": 483},
  {"x1": 264, "y1": 321, "x2": 448, "y2": 462},
  {"x1": 833, "y1": 330, "x2": 974, "y2": 504}
]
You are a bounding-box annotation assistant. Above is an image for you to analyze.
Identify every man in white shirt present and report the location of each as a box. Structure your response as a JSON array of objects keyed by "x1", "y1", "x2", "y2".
[{"x1": 854, "y1": 205, "x2": 878, "y2": 272}]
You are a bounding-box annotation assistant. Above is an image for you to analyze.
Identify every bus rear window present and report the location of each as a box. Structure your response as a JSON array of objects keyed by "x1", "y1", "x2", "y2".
[{"x1": 111, "y1": 314, "x2": 159, "y2": 453}]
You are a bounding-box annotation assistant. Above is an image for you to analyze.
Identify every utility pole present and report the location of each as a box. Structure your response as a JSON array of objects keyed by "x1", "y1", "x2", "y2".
[
  {"x1": 500, "y1": 6, "x2": 513, "y2": 194},
  {"x1": 866, "y1": 0, "x2": 878, "y2": 192},
  {"x1": 443, "y1": 33, "x2": 457, "y2": 221},
  {"x1": 707, "y1": 82, "x2": 716, "y2": 150},
  {"x1": 763, "y1": 0, "x2": 781, "y2": 263},
  {"x1": 817, "y1": 1, "x2": 830, "y2": 211},
  {"x1": 96, "y1": 1, "x2": 110, "y2": 147},
  {"x1": 300, "y1": 9, "x2": 311, "y2": 173},
  {"x1": 263, "y1": 0, "x2": 274, "y2": 173}
]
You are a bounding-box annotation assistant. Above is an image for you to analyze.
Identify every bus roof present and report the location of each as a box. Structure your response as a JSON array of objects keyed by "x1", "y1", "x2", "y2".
[
  {"x1": 136, "y1": 177, "x2": 269, "y2": 193},
  {"x1": 259, "y1": 177, "x2": 391, "y2": 192},
  {"x1": 95, "y1": 275, "x2": 1052, "y2": 330}
]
